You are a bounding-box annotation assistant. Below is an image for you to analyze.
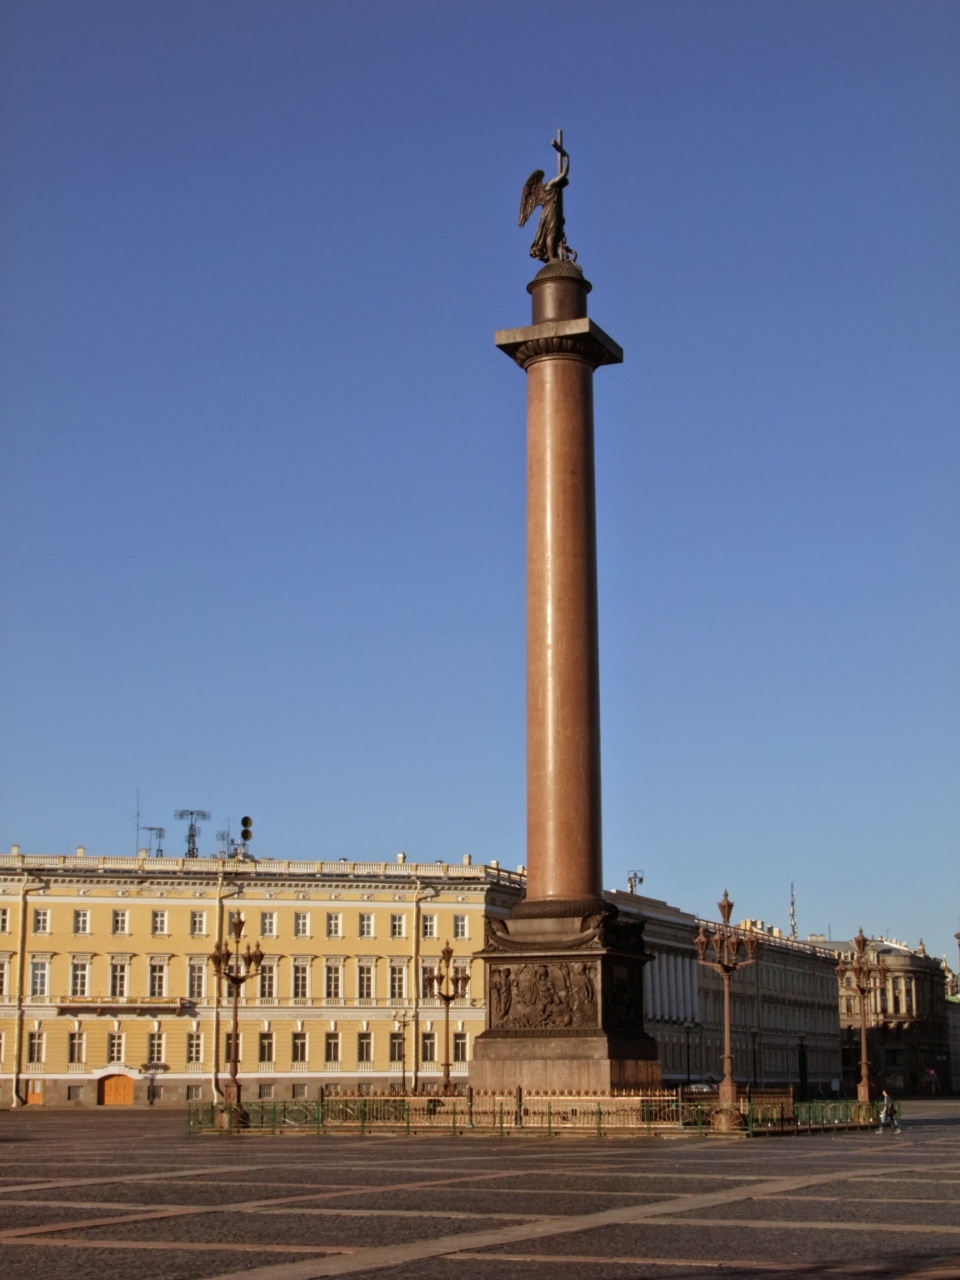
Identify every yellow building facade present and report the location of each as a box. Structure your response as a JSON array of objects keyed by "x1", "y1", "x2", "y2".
[{"x1": 0, "y1": 849, "x2": 524, "y2": 1106}]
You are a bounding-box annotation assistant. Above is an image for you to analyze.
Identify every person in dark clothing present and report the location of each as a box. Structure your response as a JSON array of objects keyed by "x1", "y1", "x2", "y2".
[{"x1": 878, "y1": 1089, "x2": 901, "y2": 1134}]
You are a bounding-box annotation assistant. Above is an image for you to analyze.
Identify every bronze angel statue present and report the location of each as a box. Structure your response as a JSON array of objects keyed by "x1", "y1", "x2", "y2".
[{"x1": 519, "y1": 130, "x2": 577, "y2": 264}]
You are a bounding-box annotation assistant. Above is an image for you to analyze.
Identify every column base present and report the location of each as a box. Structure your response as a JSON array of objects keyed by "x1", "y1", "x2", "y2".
[{"x1": 469, "y1": 900, "x2": 661, "y2": 1095}]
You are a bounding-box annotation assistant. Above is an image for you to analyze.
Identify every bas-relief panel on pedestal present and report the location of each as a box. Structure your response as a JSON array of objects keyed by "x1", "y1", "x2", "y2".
[{"x1": 488, "y1": 962, "x2": 598, "y2": 1031}]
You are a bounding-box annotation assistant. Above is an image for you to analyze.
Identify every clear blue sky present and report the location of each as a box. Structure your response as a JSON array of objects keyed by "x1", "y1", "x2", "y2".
[{"x1": 1, "y1": 2, "x2": 957, "y2": 961}]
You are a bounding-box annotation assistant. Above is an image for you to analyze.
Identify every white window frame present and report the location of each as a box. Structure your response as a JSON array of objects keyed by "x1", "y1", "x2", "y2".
[
  {"x1": 148, "y1": 961, "x2": 167, "y2": 998},
  {"x1": 326, "y1": 912, "x2": 342, "y2": 939},
  {"x1": 325, "y1": 963, "x2": 342, "y2": 1000},
  {"x1": 358, "y1": 913, "x2": 374, "y2": 939},
  {"x1": 293, "y1": 911, "x2": 310, "y2": 937},
  {"x1": 151, "y1": 910, "x2": 168, "y2": 936},
  {"x1": 186, "y1": 1031, "x2": 203, "y2": 1064},
  {"x1": 29, "y1": 959, "x2": 48, "y2": 997},
  {"x1": 147, "y1": 1031, "x2": 165, "y2": 1065},
  {"x1": 421, "y1": 914, "x2": 437, "y2": 939},
  {"x1": 32, "y1": 909, "x2": 49, "y2": 934},
  {"x1": 188, "y1": 960, "x2": 206, "y2": 1000},
  {"x1": 292, "y1": 962, "x2": 310, "y2": 1000},
  {"x1": 73, "y1": 910, "x2": 90, "y2": 935},
  {"x1": 68, "y1": 1030, "x2": 85, "y2": 1064},
  {"x1": 27, "y1": 1030, "x2": 45, "y2": 1064},
  {"x1": 190, "y1": 911, "x2": 206, "y2": 937},
  {"x1": 389, "y1": 964, "x2": 406, "y2": 1000},
  {"x1": 260, "y1": 912, "x2": 277, "y2": 938},
  {"x1": 258, "y1": 964, "x2": 276, "y2": 1000},
  {"x1": 453, "y1": 914, "x2": 468, "y2": 940},
  {"x1": 112, "y1": 910, "x2": 129, "y2": 935},
  {"x1": 110, "y1": 960, "x2": 128, "y2": 998},
  {"x1": 0, "y1": 907, "x2": 8, "y2": 932},
  {"x1": 390, "y1": 913, "x2": 406, "y2": 939},
  {"x1": 70, "y1": 960, "x2": 89, "y2": 998},
  {"x1": 107, "y1": 1032, "x2": 124, "y2": 1063},
  {"x1": 291, "y1": 1030, "x2": 308, "y2": 1063}
]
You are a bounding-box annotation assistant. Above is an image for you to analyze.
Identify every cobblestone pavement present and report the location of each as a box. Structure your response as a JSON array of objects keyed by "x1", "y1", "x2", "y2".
[{"x1": 1, "y1": 1101, "x2": 959, "y2": 1280}]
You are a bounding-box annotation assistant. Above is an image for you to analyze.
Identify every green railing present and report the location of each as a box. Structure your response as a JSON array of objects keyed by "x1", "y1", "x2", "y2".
[{"x1": 188, "y1": 1091, "x2": 886, "y2": 1137}]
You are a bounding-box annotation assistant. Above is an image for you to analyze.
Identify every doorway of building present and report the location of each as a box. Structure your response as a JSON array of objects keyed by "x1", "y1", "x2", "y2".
[
  {"x1": 25, "y1": 1079, "x2": 43, "y2": 1105},
  {"x1": 99, "y1": 1074, "x2": 134, "y2": 1105}
]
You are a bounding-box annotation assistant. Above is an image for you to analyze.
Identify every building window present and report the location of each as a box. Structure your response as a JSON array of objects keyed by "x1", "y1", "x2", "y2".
[
  {"x1": 453, "y1": 1032, "x2": 467, "y2": 1063},
  {"x1": 292, "y1": 1031, "x2": 307, "y2": 1063},
  {"x1": 453, "y1": 964, "x2": 469, "y2": 996},
  {"x1": 326, "y1": 913, "x2": 342, "y2": 939},
  {"x1": 110, "y1": 963, "x2": 127, "y2": 999},
  {"x1": 70, "y1": 962, "x2": 88, "y2": 998},
  {"x1": 186, "y1": 1032, "x2": 202, "y2": 1064},
  {"x1": 73, "y1": 910, "x2": 90, "y2": 935},
  {"x1": 68, "y1": 1031, "x2": 85, "y2": 1064},
  {"x1": 112, "y1": 910, "x2": 128, "y2": 935},
  {"x1": 107, "y1": 1033, "x2": 124, "y2": 1063},
  {"x1": 294, "y1": 912, "x2": 309, "y2": 937},
  {"x1": 0, "y1": 907, "x2": 8, "y2": 932},
  {"x1": 325, "y1": 965, "x2": 341, "y2": 999},
  {"x1": 357, "y1": 1032, "x2": 372, "y2": 1063},
  {"x1": 225, "y1": 1033, "x2": 240, "y2": 1066},
  {"x1": 421, "y1": 965, "x2": 437, "y2": 998},
  {"x1": 359, "y1": 913, "x2": 373, "y2": 938},
  {"x1": 453, "y1": 914, "x2": 467, "y2": 940},
  {"x1": 259, "y1": 966, "x2": 276, "y2": 999},
  {"x1": 33, "y1": 909, "x2": 49, "y2": 934},
  {"x1": 67, "y1": 1085, "x2": 84, "y2": 1101},
  {"x1": 188, "y1": 962, "x2": 205, "y2": 1000},
  {"x1": 324, "y1": 1033, "x2": 340, "y2": 1063},
  {"x1": 422, "y1": 914, "x2": 437, "y2": 939},
  {"x1": 357, "y1": 964, "x2": 373, "y2": 1000},
  {"x1": 421, "y1": 1033, "x2": 436, "y2": 1063},
  {"x1": 0, "y1": 960, "x2": 6, "y2": 997},
  {"x1": 389, "y1": 1032, "x2": 404, "y2": 1064},
  {"x1": 147, "y1": 1033, "x2": 164, "y2": 1065},
  {"x1": 258, "y1": 1032, "x2": 274, "y2": 1064},
  {"x1": 293, "y1": 964, "x2": 309, "y2": 999},
  {"x1": 260, "y1": 912, "x2": 276, "y2": 938},
  {"x1": 390, "y1": 914, "x2": 405, "y2": 939},
  {"x1": 151, "y1": 911, "x2": 167, "y2": 936},
  {"x1": 291, "y1": 1082, "x2": 307, "y2": 1099},
  {"x1": 258, "y1": 1083, "x2": 274, "y2": 1100},
  {"x1": 190, "y1": 911, "x2": 206, "y2": 936},
  {"x1": 186, "y1": 1084, "x2": 202, "y2": 1101},
  {"x1": 30, "y1": 960, "x2": 48, "y2": 997},
  {"x1": 27, "y1": 1031, "x2": 44, "y2": 1064},
  {"x1": 149, "y1": 963, "x2": 166, "y2": 998},
  {"x1": 389, "y1": 966, "x2": 406, "y2": 1000}
]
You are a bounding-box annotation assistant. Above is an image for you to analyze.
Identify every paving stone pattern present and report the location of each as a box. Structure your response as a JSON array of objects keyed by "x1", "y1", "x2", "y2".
[{"x1": 1, "y1": 1102, "x2": 959, "y2": 1280}]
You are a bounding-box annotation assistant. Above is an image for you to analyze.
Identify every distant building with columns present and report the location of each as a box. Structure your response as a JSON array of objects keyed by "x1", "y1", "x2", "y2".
[{"x1": 611, "y1": 890, "x2": 843, "y2": 1091}]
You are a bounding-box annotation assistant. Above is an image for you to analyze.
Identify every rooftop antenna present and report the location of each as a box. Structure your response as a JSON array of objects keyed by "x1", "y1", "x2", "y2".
[
  {"x1": 143, "y1": 826, "x2": 165, "y2": 858},
  {"x1": 789, "y1": 882, "x2": 797, "y2": 941},
  {"x1": 175, "y1": 810, "x2": 211, "y2": 859},
  {"x1": 627, "y1": 870, "x2": 644, "y2": 895},
  {"x1": 216, "y1": 822, "x2": 236, "y2": 859}
]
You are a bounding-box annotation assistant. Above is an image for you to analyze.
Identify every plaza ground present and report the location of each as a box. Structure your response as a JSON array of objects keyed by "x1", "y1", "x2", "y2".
[{"x1": 0, "y1": 1102, "x2": 959, "y2": 1280}]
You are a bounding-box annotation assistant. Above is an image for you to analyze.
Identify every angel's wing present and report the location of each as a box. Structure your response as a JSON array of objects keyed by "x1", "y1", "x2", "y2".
[{"x1": 519, "y1": 170, "x2": 546, "y2": 227}]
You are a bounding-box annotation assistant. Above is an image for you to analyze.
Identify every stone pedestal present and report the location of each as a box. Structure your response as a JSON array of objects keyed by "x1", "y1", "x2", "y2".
[
  {"x1": 471, "y1": 258, "x2": 660, "y2": 1094},
  {"x1": 471, "y1": 902, "x2": 661, "y2": 1093}
]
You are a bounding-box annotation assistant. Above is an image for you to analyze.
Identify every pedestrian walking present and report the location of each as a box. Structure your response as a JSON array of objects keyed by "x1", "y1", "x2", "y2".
[{"x1": 878, "y1": 1089, "x2": 900, "y2": 1135}]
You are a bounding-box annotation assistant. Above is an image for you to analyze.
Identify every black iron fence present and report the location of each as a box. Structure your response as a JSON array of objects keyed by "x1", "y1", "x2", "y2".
[{"x1": 188, "y1": 1089, "x2": 886, "y2": 1136}]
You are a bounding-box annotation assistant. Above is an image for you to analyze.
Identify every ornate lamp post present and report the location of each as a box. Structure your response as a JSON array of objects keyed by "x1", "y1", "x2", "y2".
[
  {"x1": 836, "y1": 927, "x2": 886, "y2": 1104},
  {"x1": 211, "y1": 913, "x2": 263, "y2": 1109},
  {"x1": 695, "y1": 890, "x2": 758, "y2": 1132},
  {"x1": 427, "y1": 942, "x2": 470, "y2": 1094}
]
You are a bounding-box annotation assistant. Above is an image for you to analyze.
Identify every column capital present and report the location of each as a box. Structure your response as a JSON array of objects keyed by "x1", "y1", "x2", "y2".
[{"x1": 495, "y1": 317, "x2": 623, "y2": 371}]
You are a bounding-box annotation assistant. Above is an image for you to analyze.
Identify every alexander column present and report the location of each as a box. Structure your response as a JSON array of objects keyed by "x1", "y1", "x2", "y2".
[{"x1": 472, "y1": 134, "x2": 659, "y2": 1093}]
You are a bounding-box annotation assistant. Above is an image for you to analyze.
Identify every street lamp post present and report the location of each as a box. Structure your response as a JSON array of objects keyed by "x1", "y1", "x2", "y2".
[
  {"x1": 683, "y1": 1021, "x2": 694, "y2": 1085},
  {"x1": 210, "y1": 913, "x2": 263, "y2": 1112},
  {"x1": 428, "y1": 942, "x2": 470, "y2": 1094},
  {"x1": 836, "y1": 927, "x2": 886, "y2": 1104},
  {"x1": 695, "y1": 890, "x2": 758, "y2": 1132}
]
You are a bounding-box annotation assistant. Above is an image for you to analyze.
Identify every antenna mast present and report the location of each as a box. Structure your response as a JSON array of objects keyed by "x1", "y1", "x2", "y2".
[
  {"x1": 143, "y1": 826, "x2": 165, "y2": 858},
  {"x1": 175, "y1": 810, "x2": 211, "y2": 859},
  {"x1": 789, "y1": 882, "x2": 797, "y2": 941}
]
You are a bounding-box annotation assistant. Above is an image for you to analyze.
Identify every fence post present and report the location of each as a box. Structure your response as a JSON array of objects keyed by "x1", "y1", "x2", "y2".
[
  {"x1": 516, "y1": 1086, "x2": 523, "y2": 1129},
  {"x1": 696, "y1": 1103, "x2": 702, "y2": 1136},
  {"x1": 677, "y1": 1087, "x2": 683, "y2": 1129},
  {"x1": 319, "y1": 1085, "x2": 325, "y2": 1129},
  {"x1": 596, "y1": 1101, "x2": 602, "y2": 1139},
  {"x1": 498, "y1": 1100, "x2": 504, "y2": 1138},
  {"x1": 452, "y1": 1102, "x2": 457, "y2": 1136},
  {"x1": 467, "y1": 1085, "x2": 474, "y2": 1129},
  {"x1": 547, "y1": 1099, "x2": 552, "y2": 1138}
]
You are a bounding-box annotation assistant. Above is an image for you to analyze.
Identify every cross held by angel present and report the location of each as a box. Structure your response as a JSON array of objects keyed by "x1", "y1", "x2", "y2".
[{"x1": 519, "y1": 130, "x2": 577, "y2": 264}]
